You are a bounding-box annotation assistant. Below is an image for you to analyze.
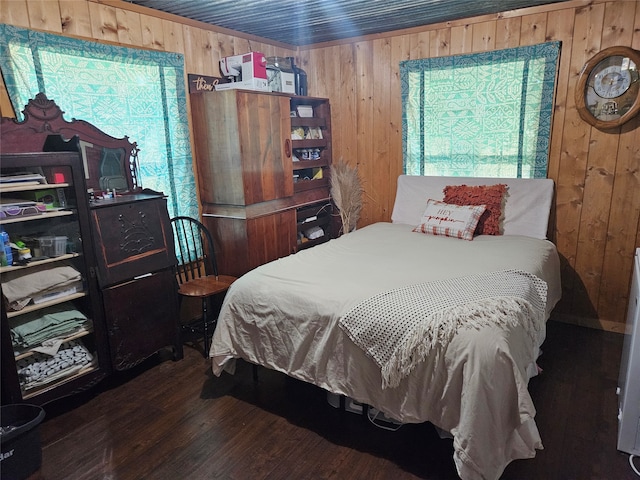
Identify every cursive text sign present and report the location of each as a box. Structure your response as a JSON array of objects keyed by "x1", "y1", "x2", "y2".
[{"x1": 188, "y1": 74, "x2": 229, "y2": 93}]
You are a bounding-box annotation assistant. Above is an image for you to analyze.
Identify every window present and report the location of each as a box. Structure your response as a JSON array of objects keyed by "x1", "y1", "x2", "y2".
[
  {"x1": 400, "y1": 41, "x2": 560, "y2": 178},
  {"x1": 0, "y1": 24, "x2": 198, "y2": 220}
]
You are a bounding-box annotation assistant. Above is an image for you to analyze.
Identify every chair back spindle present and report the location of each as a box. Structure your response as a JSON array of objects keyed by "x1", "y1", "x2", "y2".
[
  {"x1": 171, "y1": 216, "x2": 220, "y2": 284},
  {"x1": 169, "y1": 216, "x2": 236, "y2": 357}
]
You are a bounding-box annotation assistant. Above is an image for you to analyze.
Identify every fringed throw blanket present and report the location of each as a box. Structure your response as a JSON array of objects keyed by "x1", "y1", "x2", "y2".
[{"x1": 339, "y1": 269, "x2": 548, "y2": 389}]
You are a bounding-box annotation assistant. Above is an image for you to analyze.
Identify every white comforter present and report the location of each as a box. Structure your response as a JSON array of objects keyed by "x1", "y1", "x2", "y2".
[{"x1": 210, "y1": 222, "x2": 562, "y2": 480}]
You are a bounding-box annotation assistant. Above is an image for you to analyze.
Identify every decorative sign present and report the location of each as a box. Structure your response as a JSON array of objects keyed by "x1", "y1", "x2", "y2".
[{"x1": 187, "y1": 74, "x2": 229, "y2": 93}]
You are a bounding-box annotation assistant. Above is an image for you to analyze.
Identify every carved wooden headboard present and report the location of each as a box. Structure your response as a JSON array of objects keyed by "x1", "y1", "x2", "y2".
[{"x1": 0, "y1": 93, "x2": 141, "y2": 194}]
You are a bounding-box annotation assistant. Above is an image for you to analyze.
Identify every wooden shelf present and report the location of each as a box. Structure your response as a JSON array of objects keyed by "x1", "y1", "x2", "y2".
[
  {"x1": 0, "y1": 182, "x2": 69, "y2": 193},
  {"x1": 14, "y1": 327, "x2": 93, "y2": 361},
  {"x1": 292, "y1": 139, "x2": 327, "y2": 149},
  {"x1": 0, "y1": 252, "x2": 80, "y2": 273},
  {"x1": 0, "y1": 209, "x2": 73, "y2": 225},
  {"x1": 22, "y1": 362, "x2": 99, "y2": 399},
  {"x1": 291, "y1": 117, "x2": 326, "y2": 128},
  {"x1": 6, "y1": 291, "x2": 87, "y2": 319},
  {"x1": 294, "y1": 178, "x2": 329, "y2": 193},
  {"x1": 297, "y1": 236, "x2": 329, "y2": 250},
  {"x1": 292, "y1": 159, "x2": 328, "y2": 170}
]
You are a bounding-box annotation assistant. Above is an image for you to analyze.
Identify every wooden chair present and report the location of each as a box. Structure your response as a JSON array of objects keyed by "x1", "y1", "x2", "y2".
[{"x1": 170, "y1": 216, "x2": 237, "y2": 357}]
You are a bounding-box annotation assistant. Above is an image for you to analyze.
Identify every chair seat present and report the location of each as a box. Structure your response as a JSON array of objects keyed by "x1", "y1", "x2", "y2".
[{"x1": 177, "y1": 275, "x2": 237, "y2": 299}]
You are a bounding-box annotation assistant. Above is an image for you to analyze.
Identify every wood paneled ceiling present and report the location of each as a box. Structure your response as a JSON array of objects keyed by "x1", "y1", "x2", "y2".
[{"x1": 127, "y1": 0, "x2": 571, "y2": 46}]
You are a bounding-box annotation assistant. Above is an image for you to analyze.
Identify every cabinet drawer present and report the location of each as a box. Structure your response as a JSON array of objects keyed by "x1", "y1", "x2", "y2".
[
  {"x1": 102, "y1": 269, "x2": 179, "y2": 370},
  {"x1": 91, "y1": 196, "x2": 175, "y2": 287}
]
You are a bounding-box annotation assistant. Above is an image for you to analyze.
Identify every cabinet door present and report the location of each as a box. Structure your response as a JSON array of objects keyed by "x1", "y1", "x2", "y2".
[
  {"x1": 191, "y1": 90, "x2": 293, "y2": 206},
  {"x1": 91, "y1": 196, "x2": 175, "y2": 287},
  {"x1": 102, "y1": 269, "x2": 181, "y2": 370},
  {"x1": 203, "y1": 209, "x2": 297, "y2": 277}
]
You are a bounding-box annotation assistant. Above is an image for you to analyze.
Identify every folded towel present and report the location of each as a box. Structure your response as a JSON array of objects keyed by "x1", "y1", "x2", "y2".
[
  {"x1": 11, "y1": 302, "x2": 90, "y2": 349},
  {"x1": 3, "y1": 265, "x2": 81, "y2": 310}
]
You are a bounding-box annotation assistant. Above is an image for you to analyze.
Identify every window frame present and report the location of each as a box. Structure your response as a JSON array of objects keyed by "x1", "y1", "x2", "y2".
[{"x1": 400, "y1": 41, "x2": 561, "y2": 179}]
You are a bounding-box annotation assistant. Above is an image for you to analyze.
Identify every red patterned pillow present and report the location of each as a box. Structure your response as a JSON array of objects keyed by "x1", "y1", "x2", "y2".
[{"x1": 443, "y1": 184, "x2": 508, "y2": 235}]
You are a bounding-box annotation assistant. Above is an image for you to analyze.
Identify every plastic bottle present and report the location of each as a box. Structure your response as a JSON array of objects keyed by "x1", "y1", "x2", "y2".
[
  {"x1": 1, "y1": 228, "x2": 13, "y2": 266},
  {"x1": 288, "y1": 57, "x2": 308, "y2": 96}
]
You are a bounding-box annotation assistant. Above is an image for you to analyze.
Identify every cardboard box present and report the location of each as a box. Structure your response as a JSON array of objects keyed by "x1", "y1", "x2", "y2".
[{"x1": 19, "y1": 189, "x2": 60, "y2": 209}]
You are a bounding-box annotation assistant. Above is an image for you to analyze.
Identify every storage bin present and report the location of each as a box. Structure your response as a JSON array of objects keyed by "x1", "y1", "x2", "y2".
[
  {"x1": 37, "y1": 235, "x2": 68, "y2": 257},
  {"x1": 0, "y1": 404, "x2": 45, "y2": 480}
]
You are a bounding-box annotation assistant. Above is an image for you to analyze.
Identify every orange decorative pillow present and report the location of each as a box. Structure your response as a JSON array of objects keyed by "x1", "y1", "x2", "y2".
[{"x1": 443, "y1": 184, "x2": 508, "y2": 235}]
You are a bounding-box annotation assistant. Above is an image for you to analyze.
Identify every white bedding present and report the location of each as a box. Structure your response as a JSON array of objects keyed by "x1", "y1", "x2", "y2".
[{"x1": 210, "y1": 222, "x2": 562, "y2": 480}]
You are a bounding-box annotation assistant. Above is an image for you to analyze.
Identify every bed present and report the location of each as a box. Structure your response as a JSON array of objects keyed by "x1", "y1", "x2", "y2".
[{"x1": 209, "y1": 174, "x2": 562, "y2": 480}]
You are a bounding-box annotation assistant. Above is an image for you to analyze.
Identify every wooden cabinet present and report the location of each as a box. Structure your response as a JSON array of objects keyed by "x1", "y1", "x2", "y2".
[
  {"x1": 191, "y1": 90, "x2": 333, "y2": 277},
  {"x1": 1, "y1": 96, "x2": 182, "y2": 405},
  {"x1": 192, "y1": 91, "x2": 293, "y2": 206},
  {"x1": 89, "y1": 193, "x2": 182, "y2": 370},
  {"x1": 0, "y1": 152, "x2": 110, "y2": 405}
]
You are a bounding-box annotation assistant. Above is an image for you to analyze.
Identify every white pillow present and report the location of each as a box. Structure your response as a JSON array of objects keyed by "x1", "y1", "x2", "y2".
[
  {"x1": 392, "y1": 175, "x2": 555, "y2": 239},
  {"x1": 412, "y1": 200, "x2": 486, "y2": 241}
]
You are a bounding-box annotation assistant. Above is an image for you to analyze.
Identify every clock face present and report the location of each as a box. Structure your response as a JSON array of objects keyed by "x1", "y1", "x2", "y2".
[
  {"x1": 592, "y1": 65, "x2": 632, "y2": 98},
  {"x1": 585, "y1": 55, "x2": 638, "y2": 121},
  {"x1": 576, "y1": 47, "x2": 640, "y2": 128}
]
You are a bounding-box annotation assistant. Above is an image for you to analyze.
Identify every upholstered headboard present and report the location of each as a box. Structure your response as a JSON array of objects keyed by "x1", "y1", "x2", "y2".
[{"x1": 391, "y1": 175, "x2": 555, "y2": 239}]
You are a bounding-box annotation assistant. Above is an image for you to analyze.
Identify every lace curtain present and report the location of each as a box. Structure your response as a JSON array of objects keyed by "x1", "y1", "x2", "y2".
[
  {"x1": 0, "y1": 24, "x2": 198, "y2": 220},
  {"x1": 400, "y1": 41, "x2": 560, "y2": 179}
]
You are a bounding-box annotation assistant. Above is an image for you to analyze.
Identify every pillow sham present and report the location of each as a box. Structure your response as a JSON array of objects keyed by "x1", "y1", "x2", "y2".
[
  {"x1": 443, "y1": 183, "x2": 508, "y2": 235},
  {"x1": 412, "y1": 199, "x2": 486, "y2": 241}
]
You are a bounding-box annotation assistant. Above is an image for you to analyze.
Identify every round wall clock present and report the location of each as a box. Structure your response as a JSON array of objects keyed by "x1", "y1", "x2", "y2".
[{"x1": 575, "y1": 46, "x2": 640, "y2": 129}]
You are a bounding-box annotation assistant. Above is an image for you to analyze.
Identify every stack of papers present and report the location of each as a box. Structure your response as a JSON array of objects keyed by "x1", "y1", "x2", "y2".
[{"x1": 0, "y1": 173, "x2": 47, "y2": 186}]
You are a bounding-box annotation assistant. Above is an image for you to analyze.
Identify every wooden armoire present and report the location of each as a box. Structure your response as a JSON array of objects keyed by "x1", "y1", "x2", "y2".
[{"x1": 190, "y1": 89, "x2": 334, "y2": 277}]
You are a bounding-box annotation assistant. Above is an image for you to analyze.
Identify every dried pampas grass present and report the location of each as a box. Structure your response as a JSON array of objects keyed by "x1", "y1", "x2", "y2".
[{"x1": 330, "y1": 160, "x2": 363, "y2": 234}]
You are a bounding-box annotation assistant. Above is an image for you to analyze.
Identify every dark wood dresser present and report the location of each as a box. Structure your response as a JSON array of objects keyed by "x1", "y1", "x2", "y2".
[
  {"x1": 90, "y1": 192, "x2": 182, "y2": 370},
  {"x1": 0, "y1": 94, "x2": 182, "y2": 405}
]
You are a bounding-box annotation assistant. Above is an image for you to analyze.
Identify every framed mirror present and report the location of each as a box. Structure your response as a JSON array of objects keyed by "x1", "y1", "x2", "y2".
[{"x1": 0, "y1": 93, "x2": 141, "y2": 194}]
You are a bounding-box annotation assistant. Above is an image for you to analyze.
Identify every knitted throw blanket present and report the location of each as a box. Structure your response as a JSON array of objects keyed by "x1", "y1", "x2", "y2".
[{"x1": 339, "y1": 269, "x2": 548, "y2": 389}]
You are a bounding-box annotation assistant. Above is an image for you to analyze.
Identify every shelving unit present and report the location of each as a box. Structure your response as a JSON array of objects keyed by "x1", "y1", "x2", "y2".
[
  {"x1": 296, "y1": 202, "x2": 333, "y2": 250},
  {"x1": 1, "y1": 94, "x2": 182, "y2": 406},
  {"x1": 0, "y1": 152, "x2": 110, "y2": 406},
  {"x1": 191, "y1": 90, "x2": 334, "y2": 277},
  {"x1": 290, "y1": 97, "x2": 332, "y2": 195}
]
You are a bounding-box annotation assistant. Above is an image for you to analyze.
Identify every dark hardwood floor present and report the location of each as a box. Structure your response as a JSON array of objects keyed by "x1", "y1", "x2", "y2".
[{"x1": 35, "y1": 319, "x2": 636, "y2": 480}]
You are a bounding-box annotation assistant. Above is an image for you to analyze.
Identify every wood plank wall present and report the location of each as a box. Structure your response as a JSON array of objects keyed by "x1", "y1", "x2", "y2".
[
  {"x1": 0, "y1": 0, "x2": 638, "y2": 333},
  {"x1": 298, "y1": 0, "x2": 640, "y2": 334}
]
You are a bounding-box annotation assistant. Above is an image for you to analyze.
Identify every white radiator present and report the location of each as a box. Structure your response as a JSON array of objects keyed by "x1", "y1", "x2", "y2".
[{"x1": 618, "y1": 248, "x2": 640, "y2": 455}]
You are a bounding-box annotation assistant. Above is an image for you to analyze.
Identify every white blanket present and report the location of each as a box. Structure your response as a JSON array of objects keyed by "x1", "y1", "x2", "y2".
[
  {"x1": 340, "y1": 269, "x2": 548, "y2": 389},
  {"x1": 210, "y1": 222, "x2": 562, "y2": 480}
]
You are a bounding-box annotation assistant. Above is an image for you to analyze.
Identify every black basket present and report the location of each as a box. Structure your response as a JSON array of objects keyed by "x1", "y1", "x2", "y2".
[{"x1": 1, "y1": 404, "x2": 45, "y2": 480}]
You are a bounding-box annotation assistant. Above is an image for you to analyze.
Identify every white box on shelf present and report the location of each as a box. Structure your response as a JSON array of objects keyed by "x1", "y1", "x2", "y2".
[
  {"x1": 37, "y1": 236, "x2": 67, "y2": 257},
  {"x1": 297, "y1": 105, "x2": 313, "y2": 117}
]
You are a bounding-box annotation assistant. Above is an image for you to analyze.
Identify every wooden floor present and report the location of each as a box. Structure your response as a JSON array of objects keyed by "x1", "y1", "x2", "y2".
[{"x1": 35, "y1": 320, "x2": 636, "y2": 480}]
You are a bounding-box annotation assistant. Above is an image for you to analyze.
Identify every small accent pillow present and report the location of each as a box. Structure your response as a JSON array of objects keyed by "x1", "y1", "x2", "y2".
[
  {"x1": 443, "y1": 184, "x2": 508, "y2": 235},
  {"x1": 413, "y1": 199, "x2": 486, "y2": 241}
]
